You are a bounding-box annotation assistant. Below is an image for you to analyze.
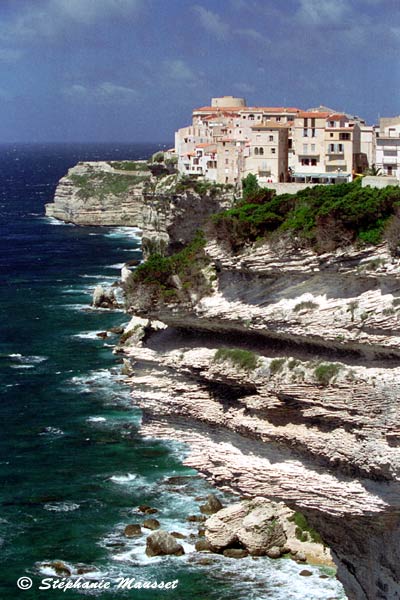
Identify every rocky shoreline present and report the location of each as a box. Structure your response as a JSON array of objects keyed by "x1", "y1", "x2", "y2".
[{"x1": 46, "y1": 160, "x2": 400, "y2": 599}]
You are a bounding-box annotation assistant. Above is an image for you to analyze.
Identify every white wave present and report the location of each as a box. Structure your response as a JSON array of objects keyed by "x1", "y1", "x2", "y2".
[
  {"x1": 110, "y1": 473, "x2": 137, "y2": 484},
  {"x1": 10, "y1": 364, "x2": 35, "y2": 369},
  {"x1": 79, "y1": 274, "x2": 117, "y2": 280},
  {"x1": 105, "y1": 227, "x2": 142, "y2": 241},
  {"x1": 39, "y1": 427, "x2": 65, "y2": 437},
  {"x1": 44, "y1": 502, "x2": 80, "y2": 512},
  {"x1": 107, "y1": 263, "x2": 125, "y2": 270},
  {"x1": 87, "y1": 416, "x2": 107, "y2": 423},
  {"x1": 43, "y1": 217, "x2": 74, "y2": 226},
  {"x1": 73, "y1": 332, "x2": 104, "y2": 341},
  {"x1": 9, "y1": 353, "x2": 48, "y2": 364}
]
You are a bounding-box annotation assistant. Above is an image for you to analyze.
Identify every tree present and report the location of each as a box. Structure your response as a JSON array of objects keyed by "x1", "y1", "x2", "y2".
[{"x1": 241, "y1": 173, "x2": 259, "y2": 201}]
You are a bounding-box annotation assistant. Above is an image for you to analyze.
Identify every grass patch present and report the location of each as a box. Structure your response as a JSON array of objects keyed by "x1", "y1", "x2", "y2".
[
  {"x1": 314, "y1": 363, "x2": 340, "y2": 385},
  {"x1": 107, "y1": 160, "x2": 149, "y2": 172},
  {"x1": 289, "y1": 512, "x2": 323, "y2": 545},
  {"x1": 293, "y1": 300, "x2": 319, "y2": 313},
  {"x1": 214, "y1": 348, "x2": 260, "y2": 371},
  {"x1": 70, "y1": 171, "x2": 150, "y2": 200},
  {"x1": 269, "y1": 358, "x2": 285, "y2": 375},
  {"x1": 209, "y1": 179, "x2": 400, "y2": 253}
]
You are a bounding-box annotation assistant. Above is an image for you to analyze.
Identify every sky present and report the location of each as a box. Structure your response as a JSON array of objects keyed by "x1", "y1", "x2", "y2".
[{"x1": 0, "y1": 0, "x2": 398, "y2": 143}]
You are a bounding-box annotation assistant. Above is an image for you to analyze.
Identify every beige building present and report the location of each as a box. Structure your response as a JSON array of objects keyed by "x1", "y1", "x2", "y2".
[
  {"x1": 291, "y1": 112, "x2": 364, "y2": 183},
  {"x1": 175, "y1": 97, "x2": 371, "y2": 187},
  {"x1": 176, "y1": 97, "x2": 297, "y2": 185}
]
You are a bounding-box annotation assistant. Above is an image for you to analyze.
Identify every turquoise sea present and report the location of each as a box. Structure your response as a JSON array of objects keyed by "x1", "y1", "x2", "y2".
[{"x1": 0, "y1": 143, "x2": 346, "y2": 599}]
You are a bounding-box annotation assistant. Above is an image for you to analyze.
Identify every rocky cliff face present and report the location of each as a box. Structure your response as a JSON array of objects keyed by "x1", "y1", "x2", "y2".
[
  {"x1": 45, "y1": 162, "x2": 233, "y2": 256},
  {"x1": 123, "y1": 236, "x2": 400, "y2": 600},
  {"x1": 45, "y1": 161, "x2": 153, "y2": 226}
]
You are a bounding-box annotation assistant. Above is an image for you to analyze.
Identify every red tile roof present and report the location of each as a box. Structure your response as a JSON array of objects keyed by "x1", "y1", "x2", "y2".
[
  {"x1": 298, "y1": 111, "x2": 330, "y2": 118},
  {"x1": 327, "y1": 114, "x2": 348, "y2": 120},
  {"x1": 194, "y1": 106, "x2": 301, "y2": 114}
]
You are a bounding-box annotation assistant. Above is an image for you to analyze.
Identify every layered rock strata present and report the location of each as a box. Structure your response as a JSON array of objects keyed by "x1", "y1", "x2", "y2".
[
  {"x1": 123, "y1": 239, "x2": 400, "y2": 600},
  {"x1": 45, "y1": 161, "x2": 233, "y2": 256},
  {"x1": 45, "y1": 161, "x2": 151, "y2": 226}
]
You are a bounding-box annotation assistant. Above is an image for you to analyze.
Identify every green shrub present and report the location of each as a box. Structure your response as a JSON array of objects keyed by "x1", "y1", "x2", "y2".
[
  {"x1": 269, "y1": 358, "x2": 285, "y2": 375},
  {"x1": 293, "y1": 300, "x2": 319, "y2": 312},
  {"x1": 209, "y1": 179, "x2": 400, "y2": 253},
  {"x1": 314, "y1": 363, "x2": 340, "y2": 385},
  {"x1": 241, "y1": 173, "x2": 259, "y2": 201},
  {"x1": 289, "y1": 512, "x2": 323, "y2": 545},
  {"x1": 214, "y1": 348, "x2": 260, "y2": 371},
  {"x1": 125, "y1": 230, "x2": 210, "y2": 303},
  {"x1": 107, "y1": 161, "x2": 149, "y2": 172},
  {"x1": 152, "y1": 152, "x2": 164, "y2": 163}
]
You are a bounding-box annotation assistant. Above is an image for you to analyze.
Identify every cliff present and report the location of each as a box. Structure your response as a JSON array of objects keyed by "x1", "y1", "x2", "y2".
[
  {"x1": 45, "y1": 162, "x2": 233, "y2": 256},
  {"x1": 122, "y1": 195, "x2": 400, "y2": 599},
  {"x1": 45, "y1": 160, "x2": 153, "y2": 226}
]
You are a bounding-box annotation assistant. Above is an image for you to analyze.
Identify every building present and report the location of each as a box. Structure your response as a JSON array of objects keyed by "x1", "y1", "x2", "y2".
[
  {"x1": 174, "y1": 96, "x2": 372, "y2": 187},
  {"x1": 291, "y1": 112, "x2": 364, "y2": 183},
  {"x1": 375, "y1": 116, "x2": 400, "y2": 180}
]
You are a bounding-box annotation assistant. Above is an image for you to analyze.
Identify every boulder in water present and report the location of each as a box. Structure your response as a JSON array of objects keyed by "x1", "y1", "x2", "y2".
[
  {"x1": 145, "y1": 530, "x2": 185, "y2": 557},
  {"x1": 92, "y1": 285, "x2": 117, "y2": 309}
]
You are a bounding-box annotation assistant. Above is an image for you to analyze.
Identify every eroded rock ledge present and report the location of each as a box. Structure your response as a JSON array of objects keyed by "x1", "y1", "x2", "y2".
[{"x1": 122, "y1": 239, "x2": 400, "y2": 600}]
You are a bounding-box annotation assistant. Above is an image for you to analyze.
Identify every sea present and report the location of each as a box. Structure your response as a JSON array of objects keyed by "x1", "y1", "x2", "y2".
[{"x1": 0, "y1": 143, "x2": 346, "y2": 600}]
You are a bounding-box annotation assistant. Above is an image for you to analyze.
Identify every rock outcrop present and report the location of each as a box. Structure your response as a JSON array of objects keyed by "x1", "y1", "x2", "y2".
[
  {"x1": 45, "y1": 161, "x2": 150, "y2": 226},
  {"x1": 145, "y1": 530, "x2": 185, "y2": 557},
  {"x1": 123, "y1": 237, "x2": 400, "y2": 600}
]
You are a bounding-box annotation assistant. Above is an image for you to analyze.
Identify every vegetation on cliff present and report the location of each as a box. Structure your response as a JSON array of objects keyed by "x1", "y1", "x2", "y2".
[
  {"x1": 209, "y1": 177, "x2": 400, "y2": 253},
  {"x1": 70, "y1": 170, "x2": 150, "y2": 200},
  {"x1": 214, "y1": 348, "x2": 260, "y2": 371},
  {"x1": 124, "y1": 231, "x2": 212, "y2": 304}
]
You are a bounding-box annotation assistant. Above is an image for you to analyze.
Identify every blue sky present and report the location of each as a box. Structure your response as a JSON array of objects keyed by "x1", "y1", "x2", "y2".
[{"x1": 0, "y1": 0, "x2": 398, "y2": 142}]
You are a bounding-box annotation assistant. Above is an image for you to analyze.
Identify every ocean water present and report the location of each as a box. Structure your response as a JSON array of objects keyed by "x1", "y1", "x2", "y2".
[{"x1": 0, "y1": 143, "x2": 346, "y2": 600}]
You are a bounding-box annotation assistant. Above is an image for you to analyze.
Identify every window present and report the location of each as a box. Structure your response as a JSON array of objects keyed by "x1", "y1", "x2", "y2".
[
  {"x1": 311, "y1": 118, "x2": 315, "y2": 127},
  {"x1": 301, "y1": 158, "x2": 310, "y2": 166},
  {"x1": 276, "y1": 117, "x2": 281, "y2": 122},
  {"x1": 311, "y1": 144, "x2": 315, "y2": 152},
  {"x1": 303, "y1": 144, "x2": 308, "y2": 153},
  {"x1": 269, "y1": 135, "x2": 274, "y2": 141},
  {"x1": 311, "y1": 159, "x2": 317, "y2": 166},
  {"x1": 303, "y1": 129, "x2": 308, "y2": 137},
  {"x1": 259, "y1": 147, "x2": 264, "y2": 155},
  {"x1": 311, "y1": 129, "x2": 316, "y2": 137},
  {"x1": 271, "y1": 148, "x2": 276, "y2": 154},
  {"x1": 255, "y1": 147, "x2": 259, "y2": 155},
  {"x1": 249, "y1": 114, "x2": 255, "y2": 120},
  {"x1": 225, "y1": 159, "x2": 229, "y2": 165},
  {"x1": 330, "y1": 133, "x2": 334, "y2": 138},
  {"x1": 303, "y1": 118, "x2": 308, "y2": 127},
  {"x1": 339, "y1": 132, "x2": 351, "y2": 140}
]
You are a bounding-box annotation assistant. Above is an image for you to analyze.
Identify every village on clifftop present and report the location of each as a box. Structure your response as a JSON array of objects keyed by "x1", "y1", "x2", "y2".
[{"x1": 166, "y1": 95, "x2": 400, "y2": 189}]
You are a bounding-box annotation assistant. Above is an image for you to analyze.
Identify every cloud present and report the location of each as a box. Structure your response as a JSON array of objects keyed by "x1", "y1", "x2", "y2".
[
  {"x1": 52, "y1": 0, "x2": 142, "y2": 24},
  {"x1": 164, "y1": 59, "x2": 197, "y2": 82},
  {"x1": 64, "y1": 81, "x2": 139, "y2": 104},
  {"x1": 192, "y1": 5, "x2": 230, "y2": 40},
  {"x1": 235, "y1": 28, "x2": 271, "y2": 48},
  {"x1": 297, "y1": 0, "x2": 349, "y2": 25},
  {"x1": 0, "y1": 0, "x2": 142, "y2": 42}
]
